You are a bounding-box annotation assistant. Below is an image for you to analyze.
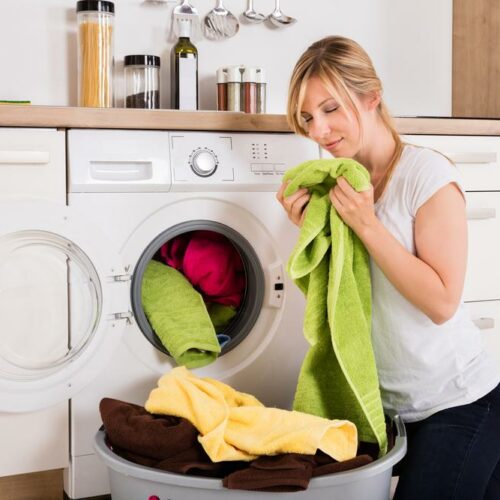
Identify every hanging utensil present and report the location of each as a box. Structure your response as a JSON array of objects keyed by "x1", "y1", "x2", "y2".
[
  {"x1": 242, "y1": 0, "x2": 265, "y2": 23},
  {"x1": 172, "y1": 0, "x2": 200, "y2": 38},
  {"x1": 268, "y1": 0, "x2": 296, "y2": 27},
  {"x1": 203, "y1": 0, "x2": 240, "y2": 40}
]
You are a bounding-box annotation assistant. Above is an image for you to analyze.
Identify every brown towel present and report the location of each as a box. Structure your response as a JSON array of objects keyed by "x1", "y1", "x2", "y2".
[
  {"x1": 223, "y1": 454, "x2": 316, "y2": 492},
  {"x1": 100, "y1": 398, "x2": 243, "y2": 477}
]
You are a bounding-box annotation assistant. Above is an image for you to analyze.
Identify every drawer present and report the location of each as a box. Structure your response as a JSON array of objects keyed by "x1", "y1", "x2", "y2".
[
  {"x1": 403, "y1": 135, "x2": 500, "y2": 191},
  {"x1": 0, "y1": 128, "x2": 65, "y2": 201},
  {"x1": 465, "y1": 192, "x2": 500, "y2": 301},
  {"x1": 464, "y1": 300, "x2": 500, "y2": 367}
]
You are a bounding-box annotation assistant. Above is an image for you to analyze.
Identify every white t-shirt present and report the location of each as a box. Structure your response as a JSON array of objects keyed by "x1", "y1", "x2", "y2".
[{"x1": 371, "y1": 144, "x2": 500, "y2": 423}]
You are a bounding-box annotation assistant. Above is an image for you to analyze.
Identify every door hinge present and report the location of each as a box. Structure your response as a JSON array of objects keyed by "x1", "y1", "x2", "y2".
[
  {"x1": 108, "y1": 311, "x2": 133, "y2": 323},
  {"x1": 112, "y1": 273, "x2": 132, "y2": 282}
]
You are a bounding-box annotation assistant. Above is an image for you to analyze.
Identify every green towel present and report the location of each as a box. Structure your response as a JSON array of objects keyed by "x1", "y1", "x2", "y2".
[
  {"x1": 207, "y1": 303, "x2": 237, "y2": 333},
  {"x1": 283, "y1": 158, "x2": 387, "y2": 455},
  {"x1": 141, "y1": 260, "x2": 221, "y2": 369}
]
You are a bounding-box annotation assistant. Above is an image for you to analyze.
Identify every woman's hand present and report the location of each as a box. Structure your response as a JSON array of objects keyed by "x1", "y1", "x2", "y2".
[
  {"x1": 329, "y1": 177, "x2": 377, "y2": 236},
  {"x1": 276, "y1": 181, "x2": 310, "y2": 227}
]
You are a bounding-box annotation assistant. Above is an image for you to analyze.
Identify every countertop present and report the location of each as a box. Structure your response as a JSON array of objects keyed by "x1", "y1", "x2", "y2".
[{"x1": 2, "y1": 105, "x2": 500, "y2": 135}]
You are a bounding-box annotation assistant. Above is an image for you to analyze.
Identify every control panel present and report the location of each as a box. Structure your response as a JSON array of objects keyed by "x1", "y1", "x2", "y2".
[{"x1": 169, "y1": 132, "x2": 320, "y2": 191}]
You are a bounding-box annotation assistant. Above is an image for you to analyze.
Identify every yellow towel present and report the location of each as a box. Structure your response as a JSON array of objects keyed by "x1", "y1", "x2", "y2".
[{"x1": 145, "y1": 366, "x2": 357, "y2": 463}]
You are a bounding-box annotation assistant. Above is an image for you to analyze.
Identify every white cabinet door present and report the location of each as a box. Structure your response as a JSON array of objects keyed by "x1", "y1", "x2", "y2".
[
  {"x1": 403, "y1": 135, "x2": 500, "y2": 191},
  {"x1": 0, "y1": 128, "x2": 69, "y2": 476},
  {"x1": 0, "y1": 128, "x2": 66, "y2": 199},
  {"x1": 465, "y1": 192, "x2": 500, "y2": 301},
  {"x1": 465, "y1": 300, "x2": 500, "y2": 368}
]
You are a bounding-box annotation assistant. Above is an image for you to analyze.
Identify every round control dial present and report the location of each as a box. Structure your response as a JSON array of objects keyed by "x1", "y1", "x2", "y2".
[{"x1": 189, "y1": 148, "x2": 219, "y2": 177}]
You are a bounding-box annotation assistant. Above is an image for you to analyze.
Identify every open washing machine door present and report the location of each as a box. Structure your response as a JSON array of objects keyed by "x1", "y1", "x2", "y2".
[{"x1": 0, "y1": 200, "x2": 129, "y2": 413}]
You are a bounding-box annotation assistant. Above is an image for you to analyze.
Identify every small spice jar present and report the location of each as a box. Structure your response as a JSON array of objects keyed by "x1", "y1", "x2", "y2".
[
  {"x1": 256, "y1": 67, "x2": 267, "y2": 114},
  {"x1": 124, "y1": 55, "x2": 161, "y2": 109},
  {"x1": 77, "y1": 0, "x2": 115, "y2": 107},
  {"x1": 243, "y1": 67, "x2": 258, "y2": 114},
  {"x1": 216, "y1": 67, "x2": 228, "y2": 111},
  {"x1": 226, "y1": 65, "x2": 242, "y2": 112}
]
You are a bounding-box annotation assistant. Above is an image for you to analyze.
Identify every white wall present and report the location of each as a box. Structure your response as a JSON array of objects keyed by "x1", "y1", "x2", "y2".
[{"x1": 0, "y1": 0, "x2": 452, "y2": 116}]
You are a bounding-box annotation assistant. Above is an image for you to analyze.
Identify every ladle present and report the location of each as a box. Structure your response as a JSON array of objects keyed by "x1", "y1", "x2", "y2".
[
  {"x1": 243, "y1": 0, "x2": 265, "y2": 23},
  {"x1": 268, "y1": 0, "x2": 296, "y2": 27}
]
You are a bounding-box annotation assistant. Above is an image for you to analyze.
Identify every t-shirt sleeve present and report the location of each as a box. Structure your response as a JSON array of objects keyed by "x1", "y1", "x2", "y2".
[{"x1": 407, "y1": 148, "x2": 466, "y2": 216}]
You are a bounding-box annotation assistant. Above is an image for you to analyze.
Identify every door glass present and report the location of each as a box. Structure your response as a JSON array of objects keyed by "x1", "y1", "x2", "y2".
[{"x1": 0, "y1": 231, "x2": 101, "y2": 379}]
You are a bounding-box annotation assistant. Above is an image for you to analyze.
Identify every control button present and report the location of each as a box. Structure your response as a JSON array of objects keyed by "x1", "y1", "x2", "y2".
[
  {"x1": 189, "y1": 148, "x2": 218, "y2": 177},
  {"x1": 274, "y1": 163, "x2": 286, "y2": 174},
  {"x1": 251, "y1": 163, "x2": 274, "y2": 172}
]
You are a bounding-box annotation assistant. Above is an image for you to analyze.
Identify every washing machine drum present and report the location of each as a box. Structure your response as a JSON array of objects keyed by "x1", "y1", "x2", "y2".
[{"x1": 131, "y1": 221, "x2": 265, "y2": 363}]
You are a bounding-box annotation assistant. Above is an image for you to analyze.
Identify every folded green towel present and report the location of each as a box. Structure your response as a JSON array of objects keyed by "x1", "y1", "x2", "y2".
[
  {"x1": 141, "y1": 260, "x2": 221, "y2": 369},
  {"x1": 283, "y1": 158, "x2": 387, "y2": 455}
]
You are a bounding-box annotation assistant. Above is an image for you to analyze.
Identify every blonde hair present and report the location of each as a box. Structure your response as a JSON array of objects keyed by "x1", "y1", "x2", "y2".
[{"x1": 287, "y1": 36, "x2": 403, "y2": 194}]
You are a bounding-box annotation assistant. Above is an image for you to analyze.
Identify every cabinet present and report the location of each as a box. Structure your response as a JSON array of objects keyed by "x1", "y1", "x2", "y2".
[
  {"x1": 453, "y1": 0, "x2": 500, "y2": 118},
  {"x1": 404, "y1": 134, "x2": 500, "y2": 365},
  {"x1": 0, "y1": 129, "x2": 69, "y2": 477}
]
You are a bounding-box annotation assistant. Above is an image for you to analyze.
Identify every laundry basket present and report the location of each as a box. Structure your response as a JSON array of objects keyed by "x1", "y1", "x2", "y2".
[{"x1": 94, "y1": 414, "x2": 406, "y2": 500}]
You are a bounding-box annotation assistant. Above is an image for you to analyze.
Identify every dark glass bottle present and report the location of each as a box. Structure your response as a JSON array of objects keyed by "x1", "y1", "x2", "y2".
[{"x1": 171, "y1": 20, "x2": 198, "y2": 110}]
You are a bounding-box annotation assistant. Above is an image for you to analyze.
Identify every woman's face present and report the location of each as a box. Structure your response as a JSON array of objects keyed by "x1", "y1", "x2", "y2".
[{"x1": 300, "y1": 76, "x2": 364, "y2": 158}]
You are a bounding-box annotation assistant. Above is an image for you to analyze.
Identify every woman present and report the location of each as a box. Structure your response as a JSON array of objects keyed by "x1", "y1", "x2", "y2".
[{"x1": 277, "y1": 36, "x2": 500, "y2": 500}]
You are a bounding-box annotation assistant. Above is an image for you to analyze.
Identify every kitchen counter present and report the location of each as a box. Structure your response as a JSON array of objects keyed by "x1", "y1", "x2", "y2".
[{"x1": 2, "y1": 105, "x2": 500, "y2": 135}]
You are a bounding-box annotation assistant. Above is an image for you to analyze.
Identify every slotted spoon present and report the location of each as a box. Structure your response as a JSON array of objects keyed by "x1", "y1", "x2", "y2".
[{"x1": 203, "y1": 0, "x2": 240, "y2": 40}]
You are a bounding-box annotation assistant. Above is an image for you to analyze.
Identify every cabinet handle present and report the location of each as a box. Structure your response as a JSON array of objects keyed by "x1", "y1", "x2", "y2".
[
  {"x1": 467, "y1": 208, "x2": 496, "y2": 220},
  {"x1": 448, "y1": 152, "x2": 497, "y2": 164},
  {"x1": 472, "y1": 317, "x2": 495, "y2": 330},
  {"x1": 0, "y1": 151, "x2": 50, "y2": 164}
]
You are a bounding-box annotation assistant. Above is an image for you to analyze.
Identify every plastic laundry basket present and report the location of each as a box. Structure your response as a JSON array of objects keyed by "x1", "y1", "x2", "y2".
[{"x1": 94, "y1": 414, "x2": 406, "y2": 500}]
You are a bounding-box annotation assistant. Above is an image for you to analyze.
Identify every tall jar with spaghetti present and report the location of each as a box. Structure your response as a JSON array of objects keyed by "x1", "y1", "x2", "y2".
[{"x1": 77, "y1": 0, "x2": 115, "y2": 107}]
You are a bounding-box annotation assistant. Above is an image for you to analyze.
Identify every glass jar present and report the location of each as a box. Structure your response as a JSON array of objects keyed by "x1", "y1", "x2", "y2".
[
  {"x1": 124, "y1": 55, "x2": 161, "y2": 109},
  {"x1": 76, "y1": 0, "x2": 115, "y2": 108}
]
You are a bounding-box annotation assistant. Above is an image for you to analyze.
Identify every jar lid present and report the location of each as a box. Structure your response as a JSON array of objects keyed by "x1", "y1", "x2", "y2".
[
  {"x1": 217, "y1": 67, "x2": 227, "y2": 83},
  {"x1": 76, "y1": 1, "x2": 115, "y2": 14},
  {"x1": 124, "y1": 55, "x2": 161, "y2": 67},
  {"x1": 256, "y1": 68, "x2": 266, "y2": 84},
  {"x1": 226, "y1": 65, "x2": 243, "y2": 83},
  {"x1": 243, "y1": 67, "x2": 258, "y2": 83}
]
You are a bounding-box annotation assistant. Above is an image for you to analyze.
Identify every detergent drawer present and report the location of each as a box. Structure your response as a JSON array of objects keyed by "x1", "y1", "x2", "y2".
[{"x1": 67, "y1": 129, "x2": 171, "y2": 193}]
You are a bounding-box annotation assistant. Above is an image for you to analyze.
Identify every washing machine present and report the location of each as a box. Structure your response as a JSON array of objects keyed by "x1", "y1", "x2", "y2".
[{"x1": 52, "y1": 129, "x2": 320, "y2": 499}]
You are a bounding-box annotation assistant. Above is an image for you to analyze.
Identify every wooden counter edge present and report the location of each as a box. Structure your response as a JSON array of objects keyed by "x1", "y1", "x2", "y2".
[
  {"x1": 2, "y1": 106, "x2": 500, "y2": 135},
  {"x1": 0, "y1": 106, "x2": 291, "y2": 132}
]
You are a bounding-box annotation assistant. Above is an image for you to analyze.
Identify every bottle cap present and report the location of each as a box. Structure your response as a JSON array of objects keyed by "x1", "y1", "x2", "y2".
[
  {"x1": 217, "y1": 67, "x2": 228, "y2": 83},
  {"x1": 256, "y1": 68, "x2": 266, "y2": 84},
  {"x1": 242, "y1": 67, "x2": 258, "y2": 83},
  {"x1": 226, "y1": 65, "x2": 243, "y2": 83},
  {"x1": 177, "y1": 18, "x2": 192, "y2": 38}
]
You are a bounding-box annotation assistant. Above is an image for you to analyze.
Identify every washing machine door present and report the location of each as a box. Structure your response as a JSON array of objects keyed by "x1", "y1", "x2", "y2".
[{"x1": 0, "y1": 200, "x2": 129, "y2": 412}]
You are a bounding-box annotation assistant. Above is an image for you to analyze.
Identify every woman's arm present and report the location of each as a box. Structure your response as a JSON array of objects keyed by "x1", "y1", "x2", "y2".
[{"x1": 330, "y1": 178, "x2": 467, "y2": 324}]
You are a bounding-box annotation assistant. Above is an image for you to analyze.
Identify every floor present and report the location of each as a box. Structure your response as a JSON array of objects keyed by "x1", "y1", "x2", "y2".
[{"x1": 0, "y1": 469, "x2": 63, "y2": 500}]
